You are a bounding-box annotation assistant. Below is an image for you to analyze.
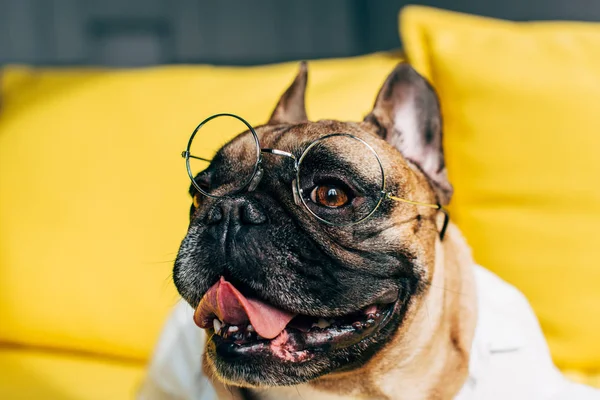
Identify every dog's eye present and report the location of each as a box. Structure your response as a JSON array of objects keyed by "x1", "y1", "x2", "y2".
[
  {"x1": 191, "y1": 174, "x2": 210, "y2": 208},
  {"x1": 192, "y1": 184, "x2": 209, "y2": 208},
  {"x1": 193, "y1": 193, "x2": 203, "y2": 208},
  {"x1": 310, "y1": 184, "x2": 350, "y2": 208}
]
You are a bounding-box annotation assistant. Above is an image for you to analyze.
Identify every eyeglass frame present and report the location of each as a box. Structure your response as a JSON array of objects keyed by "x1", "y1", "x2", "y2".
[{"x1": 181, "y1": 113, "x2": 449, "y2": 239}]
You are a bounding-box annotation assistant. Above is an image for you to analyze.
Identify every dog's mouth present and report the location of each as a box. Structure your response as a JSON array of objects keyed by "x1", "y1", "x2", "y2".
[{"x1": 194, "y1": 277, "x2": 397, "y2": 363}]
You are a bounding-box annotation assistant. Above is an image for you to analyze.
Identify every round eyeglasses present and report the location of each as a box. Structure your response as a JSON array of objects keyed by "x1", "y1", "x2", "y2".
[{"x1": 181, "y1": 113, "x2": 449, "y2": 239}]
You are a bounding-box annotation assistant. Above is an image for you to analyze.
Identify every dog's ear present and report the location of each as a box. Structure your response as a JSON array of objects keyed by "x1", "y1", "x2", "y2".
[
  {"x1": 268, "y1": 62, "x2": 308, "y2": 125},
  {"x1": 364, "y1": 63, "x2": 452, "y2": 205}
]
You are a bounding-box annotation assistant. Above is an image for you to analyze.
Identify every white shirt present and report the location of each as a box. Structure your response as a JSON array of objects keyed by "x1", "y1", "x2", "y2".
[{"x1": 139, "y1": 266, "x2": 600, "y2": 399}]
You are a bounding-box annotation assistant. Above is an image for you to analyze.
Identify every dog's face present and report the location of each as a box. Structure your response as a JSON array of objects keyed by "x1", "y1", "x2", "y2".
[{"x1": 173, "y1": 62, "x2": 452, "y2": 387}]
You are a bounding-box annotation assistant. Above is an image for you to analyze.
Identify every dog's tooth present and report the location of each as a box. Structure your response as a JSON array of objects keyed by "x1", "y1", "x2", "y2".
[
  {"x1": 228, "y1": 326, "x2": 239, "y2": 333},
  {"x1": 317, "y1": 318, "x2": 331, "y2": 329},
  {"x1": 352, "y1": 321, "x2": 363, "y2": 330},
  {"x1": 247, "y1": 324, "x2": 255, "y2": 332},
  {"x1": 364, "y1": 305, "x2": 378, "y2": 315},
  {"x1": 213, "y1": 319, "x2": 222, "y2": 333}
]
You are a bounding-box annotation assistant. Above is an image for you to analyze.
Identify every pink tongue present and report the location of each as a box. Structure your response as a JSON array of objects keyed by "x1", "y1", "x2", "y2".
[{"x1": 193, "y1": 277, "x2": 297, "y2": 339}]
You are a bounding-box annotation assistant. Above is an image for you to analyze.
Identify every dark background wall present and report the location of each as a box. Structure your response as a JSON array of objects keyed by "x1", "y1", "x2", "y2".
[{"x1": 1, "y1": 0, "x2": 600, "y2": 67}]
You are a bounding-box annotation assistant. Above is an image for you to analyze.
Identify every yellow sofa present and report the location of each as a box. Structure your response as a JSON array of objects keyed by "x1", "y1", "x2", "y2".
[{"x1": 1, "y1": 7, "x2": 599, "y2": 398}]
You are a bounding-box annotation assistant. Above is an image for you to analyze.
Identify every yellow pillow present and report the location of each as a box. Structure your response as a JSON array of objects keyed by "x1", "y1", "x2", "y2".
[
  {"x1": 400, "y1": 6, "x2": 600, "y2": 370},
  {"x1": 0, "y1": 53, "x2": 401, "y2": 360}
]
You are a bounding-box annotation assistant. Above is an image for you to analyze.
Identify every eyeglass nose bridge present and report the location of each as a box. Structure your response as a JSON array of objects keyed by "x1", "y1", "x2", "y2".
[
  {"x1": 259, "y1": 148, "x2": 302, "y2": 205},
  {"x1": 234, "y1": 148, "x2": 300, "y2": 194},
  {"x1": 260, "y1": 148, "x2": 298, "y2": 169}
]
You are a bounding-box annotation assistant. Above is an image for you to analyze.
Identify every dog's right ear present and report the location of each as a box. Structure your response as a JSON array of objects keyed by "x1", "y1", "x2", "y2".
[{"x1": 268, "y1": 62, "x2": 308, "y2": 125}]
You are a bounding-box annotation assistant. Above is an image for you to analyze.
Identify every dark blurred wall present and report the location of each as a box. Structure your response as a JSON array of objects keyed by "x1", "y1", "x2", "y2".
[{"x1": 1, "y1": 0, "x2": 599, "y2": 66}]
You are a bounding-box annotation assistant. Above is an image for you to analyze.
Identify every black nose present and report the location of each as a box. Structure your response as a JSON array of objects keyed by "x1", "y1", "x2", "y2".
[{"x1": 205, "y1": 196, "x2": 267, "y2": 229}]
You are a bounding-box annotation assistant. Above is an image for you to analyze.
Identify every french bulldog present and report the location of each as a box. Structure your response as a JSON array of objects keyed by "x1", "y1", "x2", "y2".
[{"x1": 140, "y1": 63, "x2": 599, "y2": 400}]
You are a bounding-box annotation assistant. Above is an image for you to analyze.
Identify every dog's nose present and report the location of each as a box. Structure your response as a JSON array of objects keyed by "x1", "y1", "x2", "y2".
[{"x1": 205, "y1": 197, "x2": 267, "y2": 226}]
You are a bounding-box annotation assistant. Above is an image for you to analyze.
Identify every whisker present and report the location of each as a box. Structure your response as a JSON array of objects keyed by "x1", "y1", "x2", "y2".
[
  {"x1": 147, "y1": 259, "x2": 177, "y2": 265},
  {"x1": 422, "y1": 280, "x2": 467, "y2": 297}
]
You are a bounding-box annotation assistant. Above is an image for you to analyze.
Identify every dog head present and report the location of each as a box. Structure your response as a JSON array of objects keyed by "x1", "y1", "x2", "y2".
[{"x1": 173, "y1": 62, "x2": 451, "y2": 387}]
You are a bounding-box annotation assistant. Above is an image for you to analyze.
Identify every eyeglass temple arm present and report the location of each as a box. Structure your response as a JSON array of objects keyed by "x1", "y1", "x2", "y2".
[
  {"x1": 386, "y1": 194, "x2": 439, "y2": 209},
  {"x1": 386, "y1": 193, "x2": 449, "y2": 240},
  {"x1": 181, "y1": 151, "x2": 211, "y2": 162}
]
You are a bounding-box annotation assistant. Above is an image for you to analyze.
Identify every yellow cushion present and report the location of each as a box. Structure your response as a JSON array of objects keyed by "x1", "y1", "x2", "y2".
[
  {"x1": 0, "y1": 53, "x2": 401, "y2": 360},
  {"x1": 400, "y1": 6, "x2": 600, "y2": 371},
  {"x1": 0, "y1": 347, "x2": 144, "y2": 400},
  {"x1": 565, "y1": 370, "x2": 600, "y2": 389}
]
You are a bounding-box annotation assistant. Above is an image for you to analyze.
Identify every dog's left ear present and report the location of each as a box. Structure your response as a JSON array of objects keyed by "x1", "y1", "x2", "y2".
[
  {"x1": 364, "y1": 63, "x2": 452, "y2": 205},
  {"x1": 268, "y1": 62, "x2": 308, "y2": 125}
]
